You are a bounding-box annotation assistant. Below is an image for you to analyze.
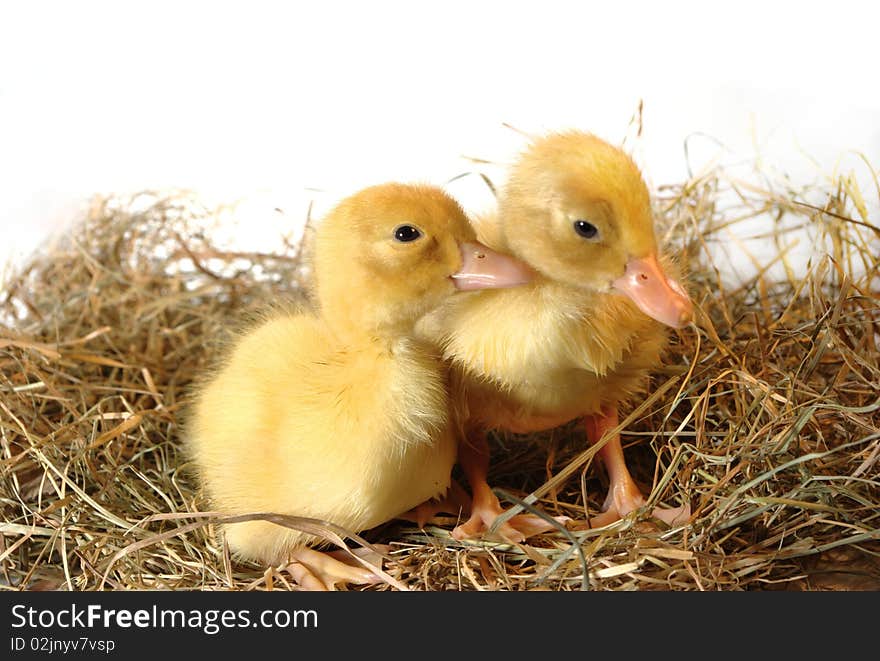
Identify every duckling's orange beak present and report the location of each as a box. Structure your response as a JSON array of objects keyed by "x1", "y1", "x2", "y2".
[
  {"x1": 451, "y1": 242, "x2": 534, "y2": 291},
  {"x1": 612, "y1": 253, "x2": 693, "y2": 328}
]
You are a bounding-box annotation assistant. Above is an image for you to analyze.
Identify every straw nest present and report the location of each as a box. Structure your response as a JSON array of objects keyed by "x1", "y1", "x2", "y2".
[{"x1": 2, "y1": 155, "x2": 878, "y2": 591}]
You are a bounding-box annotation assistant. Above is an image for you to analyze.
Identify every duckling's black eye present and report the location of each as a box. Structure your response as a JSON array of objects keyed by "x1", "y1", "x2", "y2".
[
  {"x1": 574, "y1": 220, "x2": 600, "y2": 240},
  {"x1": 394, "y1": 225, "x2": 422, "y2": 242}
]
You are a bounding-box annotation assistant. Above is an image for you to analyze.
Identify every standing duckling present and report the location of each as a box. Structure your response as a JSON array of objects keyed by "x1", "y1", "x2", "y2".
[
  {"x1": 187, "y1": 183, "x2": 532, "y2": 589},
  {"x1": 418, "y1": 131, "x2": 693, "y2": 541}
]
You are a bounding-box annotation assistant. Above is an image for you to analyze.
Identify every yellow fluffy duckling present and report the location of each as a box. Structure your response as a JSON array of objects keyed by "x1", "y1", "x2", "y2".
[
  {"x1": 187, "y1": 183, "x2": 532, "y2": 589},
  {"x1": 418, "y1": 131, "x2": 693, "y2": 541}
]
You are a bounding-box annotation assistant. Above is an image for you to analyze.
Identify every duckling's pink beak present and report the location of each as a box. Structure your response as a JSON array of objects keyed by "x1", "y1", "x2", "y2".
[
  {"x1": 451, "y1": 242, "x2": 534, "y2": 290},
  {"x1": 612, "y1": 253, "x2": 693, "y2": 328}
]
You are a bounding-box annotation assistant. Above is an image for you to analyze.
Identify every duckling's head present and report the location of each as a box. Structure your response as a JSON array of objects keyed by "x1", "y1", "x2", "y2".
[
  {"x1": 314, "y1": 183, "x2": 532, "y2": 337},
  {"x1": 498, "y1": 130, "x2": 692, "y2": 328}
]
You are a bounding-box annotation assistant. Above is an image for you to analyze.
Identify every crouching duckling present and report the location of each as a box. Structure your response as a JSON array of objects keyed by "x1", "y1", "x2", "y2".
[{"x1": 187, "y1": 182, "x2": 532, "y2": 589}]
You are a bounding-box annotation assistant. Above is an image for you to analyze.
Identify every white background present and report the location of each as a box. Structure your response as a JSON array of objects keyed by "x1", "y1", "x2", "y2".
[{"x1": 1, "y1": 1, "x2": 878, "y2": 282}]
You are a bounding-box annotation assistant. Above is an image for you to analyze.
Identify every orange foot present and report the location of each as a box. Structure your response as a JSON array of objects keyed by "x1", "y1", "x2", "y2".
[
  {"x1": 583, "y1": 478, "x2": 691, "y2": 528},
  {"x1": 451, "y1": 493, "x2": 568, "y2": 543},
  {"x1": 285, "y1": 547, "x2": 382, "y2": 591},
  {"x1": 449, "y1": 430, "x2": 569, "y2": 543},
  {"x1": 398, "y1": 480, "x2": 472, "y2": 528},
  {"x1": 582, "y1": 408, "x2": 690, "y2": 528},
  {"x1": 401, "y1": 481, "x2": 563, "y2": 542},
  {"x1": 451, "y1": 473, "x2": 572, "y2": 543}
]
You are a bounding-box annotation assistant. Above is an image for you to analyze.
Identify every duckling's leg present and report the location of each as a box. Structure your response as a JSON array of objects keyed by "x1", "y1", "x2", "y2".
[
  {"x1": 583, "y1": 408, "x2": 690, "y2": 527},
  {"x1": 451, "y1": 431, "x2": 560, "y2": 543},
  {"x1": 450, "y1": 431, "x2": 521, "y2": 542},
  {"x1": 285, "y1": 547, "x2": 381, "y2": 591}
]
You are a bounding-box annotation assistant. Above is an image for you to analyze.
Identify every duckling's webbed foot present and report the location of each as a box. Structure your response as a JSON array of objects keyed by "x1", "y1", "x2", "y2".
[
  {"x1": 451, "y1": 431, "x2": 560, "y2": 543},
  {"x1": 285, "y1": 547, "x2": 381, "y2": 591},
  {"x1": 398, "y1": 480, "x2": 472, "y2": 528},
  {"x1": 583, "y1": 408, "x2": 690, "y2": 528},
  {"x1": 451, "y1": 487, "x2": 534, "y2": 543}
]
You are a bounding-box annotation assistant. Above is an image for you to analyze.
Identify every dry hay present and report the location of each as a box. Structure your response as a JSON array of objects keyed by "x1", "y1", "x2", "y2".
[{"x1": 1, "y1": 157, "x2": 878, "y2": 591}]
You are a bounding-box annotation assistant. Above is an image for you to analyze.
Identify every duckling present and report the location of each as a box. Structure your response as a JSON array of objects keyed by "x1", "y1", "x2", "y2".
[
  {"x1": 418, "y1": 131, "x2": 693, "y2": 541},
  {"x1": 187, "y1": 183, "x2": 532, "y2": 589}
]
